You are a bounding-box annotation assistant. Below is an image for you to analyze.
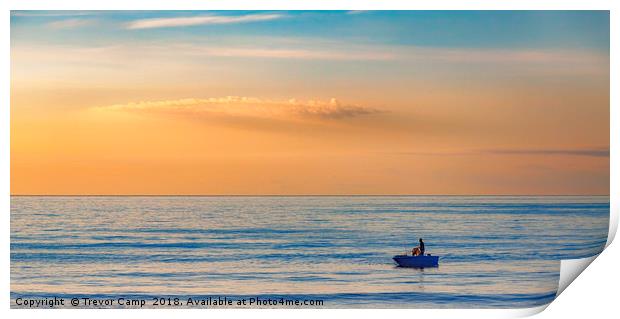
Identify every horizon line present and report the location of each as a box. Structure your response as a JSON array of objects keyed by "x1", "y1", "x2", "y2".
[{"x1": 10, "y1": 194, "x2": 611, "y2": 197}]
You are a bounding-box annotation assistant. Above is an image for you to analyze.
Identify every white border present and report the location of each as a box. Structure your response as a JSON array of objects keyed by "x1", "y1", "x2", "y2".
[
  {"x1": 608, "y1": 8, "x2": 618, "y2": 248},
  {"x1": 2, "y1": 1, "x2": 617, "y2": 318}
]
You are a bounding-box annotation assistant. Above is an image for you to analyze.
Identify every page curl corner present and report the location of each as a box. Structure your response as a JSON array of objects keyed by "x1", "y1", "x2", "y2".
[{"x1": 556, "y1": 255, "x2": 598, "y2": 297}]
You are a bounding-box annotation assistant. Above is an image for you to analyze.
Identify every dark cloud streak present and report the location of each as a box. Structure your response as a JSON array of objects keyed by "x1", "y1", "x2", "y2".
[
  {"x1": 398, "y1": 148, "x2": 609, "y2": 158},
  {"x1": 481, "y1": 148, "x2": 609, "y2": 157}
]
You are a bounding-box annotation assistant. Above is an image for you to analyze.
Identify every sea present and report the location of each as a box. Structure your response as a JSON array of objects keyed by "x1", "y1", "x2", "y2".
[{"x1": 10, "y1": 196, "x2": 609, "y2": 308}]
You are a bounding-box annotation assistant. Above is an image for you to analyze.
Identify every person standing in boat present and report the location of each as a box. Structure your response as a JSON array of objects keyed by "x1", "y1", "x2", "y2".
[
  {"x1": 419, "y1": 238, "x2": 425, "y2": 256},
  {"x1": 411, "y1": 238, "x2": 425, "y2": 256}
]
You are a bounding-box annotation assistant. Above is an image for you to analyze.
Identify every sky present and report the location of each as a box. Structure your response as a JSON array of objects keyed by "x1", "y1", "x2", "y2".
[{"x1": 10, "y1": 11, "x2": 610, "y2": 195}]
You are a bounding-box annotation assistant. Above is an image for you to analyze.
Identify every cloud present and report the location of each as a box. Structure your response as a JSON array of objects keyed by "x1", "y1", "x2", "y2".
[
  {"x1": 480, "y1": 148, "x2": 610, "y2": 157},
  {"x1": 400, "y1": 47, "x2": 609, "y2": 66},
  {"x1": 396, "y1": 151, "x2": 471, "y2": 157},
  {"x1": 126, "y1": 13, "x2": 284, "y2": 30},
  {"x1": 186, "y1": 46, "x2": 395, "y2": 61},
  {"x1": 399, "y1": 148, "x2": 609, "y2": 158},
  {"x1": 12, "y1": 34, "x2": 607, "y2": 65},
  {"x1": 95, "y1": 96, "x2": 382, "y2": 121},
  {"x1": 346, "y1": 11, "x2": 368, "y2": 15},
  {"x1": 191, "y1": 46, "x2": 605, "y2": 64},
  {"x1": 47, "y1": 18, "x2": 96, "y2": 29},
  {"x1": 11, "y1": 11, "x2": 93, "y2": 17}
]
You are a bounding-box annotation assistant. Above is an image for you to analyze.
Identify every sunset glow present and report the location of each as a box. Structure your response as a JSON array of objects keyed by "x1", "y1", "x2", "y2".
[{"x1": 11, "y1": 11, "x2": 610, "y2": 195}]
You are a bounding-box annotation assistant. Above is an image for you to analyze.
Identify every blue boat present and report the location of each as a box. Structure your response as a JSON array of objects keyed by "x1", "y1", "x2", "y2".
[{"x1": 393, "y1": 255, "x2": 439, "y2": 268}]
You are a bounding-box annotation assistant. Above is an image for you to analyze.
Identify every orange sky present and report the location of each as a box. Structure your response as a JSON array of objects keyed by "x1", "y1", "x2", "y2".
[{"x1": 10, "y1": 11, "x2": 610, "y2": 195}]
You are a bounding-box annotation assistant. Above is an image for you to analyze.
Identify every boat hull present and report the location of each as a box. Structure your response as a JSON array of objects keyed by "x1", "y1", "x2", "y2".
[{"x1": 393, "y1": 255, "x2": 439, "y2": 268}]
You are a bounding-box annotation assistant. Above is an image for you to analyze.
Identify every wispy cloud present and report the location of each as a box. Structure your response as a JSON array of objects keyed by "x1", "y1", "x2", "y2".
[
  {"x1": 480, "y1": 148, "x2": 610, "y2": 157},
  {"x1": 11, "y1": 39, "x2": 607, "y2": 65},
  {"x1": 126, "y1": 13, "x2": 284, "y2": 30},
  {"x1": 95, "y1": 96, "x2": 382, "y2": 121},
  {"x1": 11, "y1": 11, "x2": 93, "y2": 17},
  {"x1": 399, "y1": 148, "x2": 609, "y2": 158},
  {"x1": 195, "y1": 46, "x2": 605, "y2": 64},
  {"x1": 11, "y1": 42, "x2": 396, "y2": 66},
  {"x1": 186, "y1": 46, "x2": 395, "y2": 61},
  {"x1": 47, "y1": 18, "x2": 96, "y2": 29},
  {"x1": 396, "y1": 151, "x2": 471, "y2": 157},
  {"x1": 429, "y1": 49, "x2": 602, "y2": 64}
]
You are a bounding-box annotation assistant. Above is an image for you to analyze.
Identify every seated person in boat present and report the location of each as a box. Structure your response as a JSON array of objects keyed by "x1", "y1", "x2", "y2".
[{"x1": 411, "y1": 238, "x2": 425, "y2": 256}]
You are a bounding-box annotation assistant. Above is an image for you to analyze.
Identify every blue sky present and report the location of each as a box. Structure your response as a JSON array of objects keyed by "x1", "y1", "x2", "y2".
[{"x1": 11, "y1": 11, "x2": 609, "y2": 51}]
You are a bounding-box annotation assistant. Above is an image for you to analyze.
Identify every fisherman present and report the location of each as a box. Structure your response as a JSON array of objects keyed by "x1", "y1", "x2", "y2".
[
  {"x1": 419, "y1": 238, "x2": 425, "y2": 256},
  {"x1": 411, "y1": 238, "x2": 425, "y2": 256}
]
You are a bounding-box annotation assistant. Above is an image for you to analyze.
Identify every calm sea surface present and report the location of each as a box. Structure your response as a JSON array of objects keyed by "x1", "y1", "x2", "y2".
[{"x1": 11, "y1": 196, "x2": 609, "y2": 308}]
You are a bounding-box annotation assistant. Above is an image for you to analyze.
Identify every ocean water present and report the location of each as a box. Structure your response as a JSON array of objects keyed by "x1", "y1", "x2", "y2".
[{"x1": 11, "y1": 196, "x2": 609, "y2": 308}]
